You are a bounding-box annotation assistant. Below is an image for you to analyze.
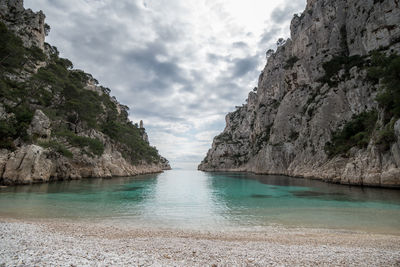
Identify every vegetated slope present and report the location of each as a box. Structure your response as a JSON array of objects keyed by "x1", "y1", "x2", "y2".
[
  {"x1": 199, "y1": 0, "x2": 400, "y2": 187},
  {"x1": 0, "y1": 0, "x2": 170, "y2": 185}
]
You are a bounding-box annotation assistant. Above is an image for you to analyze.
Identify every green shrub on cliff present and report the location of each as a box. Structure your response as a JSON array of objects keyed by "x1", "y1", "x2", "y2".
[
  {"x1": 376, "y1": 120, "x2": 396, "y2": 151},
  {"x1": 367, "y1": 52, "x2": 400, "y2": 119},
  {"x1": 0, "y1": 22, "x2": 45, "y2": 70},
  {"x1": 38, "y1": 140, "x2": 73, "y2": 158},
  {"x1": 0, "y1": 102, "x2": 34, "y2": 149},
  {"x1": 318, "y1": 55, "x2": 365, "y2": 86},
  {"x1": 0, "y1": 119, "x2": 17, "y2": 149},
  {"x1": 0, "y1": 21, "x2": 161, "y2": 164},
  {"x1": 325, "y1": 52, "x2": 400, "y2": 157},
  {"x1": 55, "y1": 131, "x2": 104, "y2": 156},
  {"x1": 325, "y1": 110, "x2": 378, "y2": 157},
  {"x1": 101, "y1": 121, "x2": 159, "y2": 163},
  {"x1": 284, "y1": 56, "x2": 299, "y2": 69}
]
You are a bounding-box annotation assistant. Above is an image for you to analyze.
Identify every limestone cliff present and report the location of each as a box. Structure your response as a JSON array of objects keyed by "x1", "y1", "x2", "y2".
[
  {"x1": 0, "y1": 0, "x2": 170, "y2": 185},
  {"x1": 199, "y1": 0, "x2": 400, "y2": 187}
]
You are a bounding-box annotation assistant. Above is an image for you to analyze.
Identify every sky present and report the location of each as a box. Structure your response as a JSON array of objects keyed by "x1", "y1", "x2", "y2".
[{"x1": 25, "y1": 0, "x2": 306, "y2": 169}]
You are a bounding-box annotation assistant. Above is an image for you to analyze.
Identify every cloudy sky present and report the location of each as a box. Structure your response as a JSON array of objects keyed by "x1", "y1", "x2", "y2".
[{"x1": 25, "y1": 0, "x2": 306, "y2": 169}]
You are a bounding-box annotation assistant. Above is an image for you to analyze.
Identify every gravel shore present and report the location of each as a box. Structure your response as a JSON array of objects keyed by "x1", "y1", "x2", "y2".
[{"x1": 1, "y1": 218, "x2": 399, "y2": 266}]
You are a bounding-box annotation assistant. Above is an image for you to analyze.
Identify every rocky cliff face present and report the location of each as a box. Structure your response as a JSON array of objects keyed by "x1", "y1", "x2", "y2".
[
  {"x1": 0, "y1": 0, "x2": 45, "y2": 49},
  {"x1": 0, "y1": 0, "x2": 170, "y2": 185},
  {"x1": 199, "y1": 0, "x2": 400, "y2": 187}
]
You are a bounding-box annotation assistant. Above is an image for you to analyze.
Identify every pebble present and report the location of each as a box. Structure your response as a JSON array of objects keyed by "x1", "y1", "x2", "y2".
[{"x1": 0, "y1": 220, "x2": 399, "y2": 266}]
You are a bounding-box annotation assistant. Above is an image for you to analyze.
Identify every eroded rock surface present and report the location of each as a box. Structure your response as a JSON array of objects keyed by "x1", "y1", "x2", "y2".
[
  {"x1": 0, "y1": 0, "x2": 45, "y2": 49},
  {"x1": 199, "y1": 0, "x2": 400, "y2": 187},
  {"x1": 0, "y1": 0, "x2": 170, "y2": 185}
]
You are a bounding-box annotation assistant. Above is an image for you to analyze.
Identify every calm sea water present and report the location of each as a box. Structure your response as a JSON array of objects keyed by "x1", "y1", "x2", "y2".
[{"x1": 0, "y1": 170, "x2": 399, "y2": 233}]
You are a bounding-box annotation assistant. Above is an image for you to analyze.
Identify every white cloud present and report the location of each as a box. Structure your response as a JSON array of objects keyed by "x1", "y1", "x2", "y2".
[
  {"x1": 195, "y1": 131, "x2": 221, "y2": 142},
  {"x1": 25, "y1": 0, "x2": 306, "y2": 169}
]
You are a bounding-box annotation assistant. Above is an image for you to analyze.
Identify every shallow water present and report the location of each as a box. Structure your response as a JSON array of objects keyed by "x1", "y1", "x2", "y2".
[{"x1": 0, "y1": 170, "x2": 399, "y2": 233}]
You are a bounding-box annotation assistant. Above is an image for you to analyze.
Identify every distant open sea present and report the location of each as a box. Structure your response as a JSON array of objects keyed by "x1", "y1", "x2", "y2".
[{"x1": 1, "y1": 170, "x2": 399, "y2": 233}]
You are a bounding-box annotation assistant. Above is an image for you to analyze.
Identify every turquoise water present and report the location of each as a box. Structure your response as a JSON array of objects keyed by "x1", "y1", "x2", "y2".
[{"x1": 0, "y1": 170, "x2": 399, "y2": 233}]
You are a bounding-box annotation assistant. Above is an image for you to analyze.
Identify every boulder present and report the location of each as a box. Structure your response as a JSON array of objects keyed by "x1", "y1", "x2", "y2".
[{"x1": 28, "y1": 109, "x2": 51, "y2": 138}]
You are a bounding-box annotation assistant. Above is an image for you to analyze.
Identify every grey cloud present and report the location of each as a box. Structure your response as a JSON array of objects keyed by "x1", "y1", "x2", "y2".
[
  {"x1": 124, "y1": 43, "x2": 187, "y2": 85},
  {"x1": 270, "y1": 0, "x2": 306, "y2": 24},
  {"x1": 174, "y1": 154, "x2": 203, "y2": 162},
  {"x1": 207, "y1": 53, "x2": 230, "y2": 64},
  {"x1": 153, "y1": 22, "x2": 183, "y2": 42},
  {"x1": 188, "y1": 70, "x2": 204, "y2": 84},
  {"x1": 24, "y1": 0, "x2": 296, "y2": 166},
  {"x1": 271, "y1": 7, "x2": 291, "y2": 24},
  {"x1": 54, "y1": 6, "x2": 189, "y2": 98},
  {"x1": 232, "y1": 41, "x2": 248, "y2": 49},
  {"x1": 43, "y1": 1, "x2": 70, "y2": 9},
  {"x1": 259, "y1": 28, "x2": 279, "y2": 45},
  {"x1": 134, "y1": 109, "x2": 186, "y2": 124},
  {"x1": 231, "y1": 56, "x2": 259, "y2": 77}
]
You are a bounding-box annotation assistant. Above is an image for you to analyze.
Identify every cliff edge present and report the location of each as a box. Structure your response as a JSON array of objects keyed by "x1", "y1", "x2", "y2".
[
  {"x1": 0, "y1": 0, "x2": 170, "y2": 185},
  {"x1": 199, "y1": 0, "x2": 400, "y2": 187}
]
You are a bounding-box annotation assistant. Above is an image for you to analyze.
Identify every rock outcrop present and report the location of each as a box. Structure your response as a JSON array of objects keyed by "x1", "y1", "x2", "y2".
[
  {"x1": 0, "y1": 144, "x2": 168, "y2": 185},
  {"x1": 0, "y1": 0, "x2": 170, "y2": 185},
  {"x1": 199, "y1": 0, "x2": 400, "y2": 187},
  {"x1": 27, "y1": 109, "x2": 51, "y2": 138},
  {"x1": 0, "y1": 0, "x2": 45, "y2": 49}
]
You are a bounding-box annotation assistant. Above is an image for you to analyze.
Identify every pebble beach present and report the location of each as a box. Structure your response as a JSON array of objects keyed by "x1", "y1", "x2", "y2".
[{"x1": 1, "y1": 218, "x2": 399, "y2": 266}]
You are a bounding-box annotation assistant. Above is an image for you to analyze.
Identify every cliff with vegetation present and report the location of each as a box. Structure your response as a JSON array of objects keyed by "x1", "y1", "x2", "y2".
[
  {"x1": 199, "y1": 0, "x2": 400, "y2": 187},
  {"x1": 0, "y1": 0, "x2": 170, "y2": 185}
]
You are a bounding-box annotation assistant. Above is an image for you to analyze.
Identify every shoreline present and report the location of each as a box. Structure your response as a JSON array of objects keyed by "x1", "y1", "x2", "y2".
[
  {"x1": 0, "y1": 168, "x2": 169, "y2": 187},
  {"x1": 1, "y1": 218, "x2": 399, "y2": 266},
  {"x1": 198, "y1": 169, "x2": 400, "y2": 189}
]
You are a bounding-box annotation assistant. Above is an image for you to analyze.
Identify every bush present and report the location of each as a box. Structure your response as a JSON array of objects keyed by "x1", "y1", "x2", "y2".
[
  {"x1": 38, "y1": 140, "x2": 73, "y2": 158},
  {"x1": 31, "y1": 56, "x2": 104, "y2": 129},
  {"x1": 0, "y1": 119, "x2": 17, "y2": 149},
  {"x1": 0, "y1": 22, "x2": 27, "y2": 70},
  {"x1": 0, "y1": 22, "x2": 46, "y2": 71},
  {"x1": 325, "y1": 110, "x2": 378, "y2": 157},
  {"x1": 284, "y1": 56, "x2": 299, "y2": 69},
  {"x1": 55, "y1": 131, "x2": 104, "y2": 156},
  {"x1": 367, "y1": 52, "x2": 400, "y2": 119},
  {"x1": 0, "y1": 22, "x2": 162, "y2": 165},
  {"x1": 0, "y1": 104, "x2": 33, "y2": 145},
  {"x1": 376, "y1": 120, "x2": 397, "y2": 151},
  {"x1": 318, "y1": 55, "x2": 366, "y2": 86},
  {"x1": 252, "y1": 127, "x2": 271, "y2": 155},
  {"x1": 101, "y1": 121, "x2": 159, "y2": 163}
]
